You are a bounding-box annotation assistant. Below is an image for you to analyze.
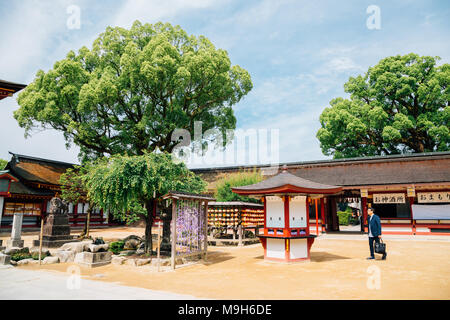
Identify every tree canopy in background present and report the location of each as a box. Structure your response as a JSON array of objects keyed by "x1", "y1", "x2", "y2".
[
  {"x1": 215, "y1": 170, "x2": 263, "y2": 203},
  {"x1": 0, "y1": 159, "x2": 7, "y2": 170},
  {"x1": 15, "y1": 21, "x2": 252, "y2": 163},
  {"x1": 317, "y1": 53, "x2": 449, "y2": 158},
  {"x1": 83, "y1": 152, "x2": 206, "y2": 252}
]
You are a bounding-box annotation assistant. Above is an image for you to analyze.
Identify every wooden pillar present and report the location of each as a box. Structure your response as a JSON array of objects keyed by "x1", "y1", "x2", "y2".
[
  {"x1": 362, "y1": 197, "x2": 368, "y2": 233},
  {"x1": 320, "y1": 198, "x2": 325, "y2": 233},
  {"x1": 306, "y1": 197, "x2": 310, "y2": 235},
  {"x1": 283, "y1": 195, "x2": 290, "y2": 237},
  {"x1": 203, "y1": 201, "x2": 208, "y2": 261},
  {"x1": 171, "y1": 199, "x2": 177, "y2": 270},
  {"x1": 409, "y1": 197, "x2": 415, "y2": 235},
  {"x1": 315, "y1": 198, "x2": 319, "y2": 236}
]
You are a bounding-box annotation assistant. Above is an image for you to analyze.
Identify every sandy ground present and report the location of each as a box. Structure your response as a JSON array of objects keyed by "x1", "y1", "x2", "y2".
[{"x1": 2, "y1": 227, "x2": 450, "y2": 300}]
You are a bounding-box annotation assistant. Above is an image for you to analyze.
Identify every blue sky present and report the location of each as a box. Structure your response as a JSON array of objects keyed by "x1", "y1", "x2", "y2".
[{"x1": 0, "y1": 0, "x2": 449, "y2": 166}]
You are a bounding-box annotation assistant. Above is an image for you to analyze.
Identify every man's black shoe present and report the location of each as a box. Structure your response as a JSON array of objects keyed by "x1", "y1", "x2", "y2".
[{"x1": 366, "y1": 257, "x2": 375, "y2": 260}]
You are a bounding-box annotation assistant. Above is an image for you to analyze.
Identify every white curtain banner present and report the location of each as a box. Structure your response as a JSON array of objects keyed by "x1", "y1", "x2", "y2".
[{"x1": 412, "y1": 204, "x2": 450, "y2": 220}]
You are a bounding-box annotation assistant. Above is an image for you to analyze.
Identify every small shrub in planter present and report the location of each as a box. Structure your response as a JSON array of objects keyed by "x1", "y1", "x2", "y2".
[{"x1": 109, "y1": 241, "x2": 125, "y2": 255}]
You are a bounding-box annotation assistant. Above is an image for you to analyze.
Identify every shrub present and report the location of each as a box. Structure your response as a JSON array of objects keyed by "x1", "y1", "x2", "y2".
[
  {"x1": 31, "y1": 251, "x2": 50, "y2": 260},
  {"x1": 337, "y1": 211, "x2": 352, "y2": 226},
  {"x1": 215, "y1": 170, "x2": 263, "y2": 203},
  {"x1": 109, "y1": 241, "x2": 125, "y2": 255},
  {"x1": 11, "y1": 252, "x2": 33, "y2": 261}
]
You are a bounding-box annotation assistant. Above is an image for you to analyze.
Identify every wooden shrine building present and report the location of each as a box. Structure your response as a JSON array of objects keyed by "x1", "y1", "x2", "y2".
[
  {"x1": 0, "y1": 153, "x2": 111, "y2": 230},
  {"x1": 194, "y1": 152, "x2": 450, "y2": 236}
]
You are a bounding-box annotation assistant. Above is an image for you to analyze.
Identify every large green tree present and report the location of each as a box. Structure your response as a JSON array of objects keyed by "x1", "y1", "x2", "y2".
[
  {"x1": 317, "y1": 53, "x2": 449, "y2": 158},
  {"x1": 15, "y1": 21, "x2": 252, "y2": 162},
  {"x1": 83, "y1": 152, "x2": 206, "y2": 253}
]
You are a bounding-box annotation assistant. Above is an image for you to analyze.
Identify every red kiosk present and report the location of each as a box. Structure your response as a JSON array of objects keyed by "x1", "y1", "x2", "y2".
[{"x1": 232, "y1": 166, "x2": 342, "y2": 263}]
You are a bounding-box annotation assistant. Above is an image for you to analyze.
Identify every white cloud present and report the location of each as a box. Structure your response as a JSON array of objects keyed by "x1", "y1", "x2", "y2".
[{"x1": 113, "y1": 0, "x2": 221, "y2": 28}]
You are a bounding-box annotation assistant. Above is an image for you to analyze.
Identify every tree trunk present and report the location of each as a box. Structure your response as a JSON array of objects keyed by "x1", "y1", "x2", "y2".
[
  {"x1": 79, "y1": 207, "x2": 92, "y2": 240},
  {"x1": 144, "y1": 199, "x2": 154, "y2": 254}
]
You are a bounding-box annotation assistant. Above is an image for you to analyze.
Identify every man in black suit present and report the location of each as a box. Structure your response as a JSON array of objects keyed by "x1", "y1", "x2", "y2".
[{"x1": 367, "y1": 207, "x2": 387, "y2": 260}]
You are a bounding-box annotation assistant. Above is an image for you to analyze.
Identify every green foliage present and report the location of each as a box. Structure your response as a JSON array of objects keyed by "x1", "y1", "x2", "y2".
[
  {"x1": 215, "y1": 170, "x2": 263, "y2": 203},
  {"x1": 15, "y1": 21, "x2": 252, "y2": 163},
  {"x1": 337, "y1": 211, "x2": 352, "y2": 226},
  {"x1": 11, "y1": 252, "x2": 32, "y2": 261},
  {"x1": 59, "y1": 165, "x2": 90, "y2": 203},
  {"x1": 109, "y1": 241, "x2": 125, "y2": 255},
  {"x1": 31, "y1": 251, "x2": 50, "y2": 260},
  {"x1": 0, "y1": 159, "x2": 7, "y2": 170},
  {"x1": 317, "y1": 53, "x2": 449, "y2": 158},
  {"x1": 84, "y1": 152, "x2": 206, "y2": 221}
]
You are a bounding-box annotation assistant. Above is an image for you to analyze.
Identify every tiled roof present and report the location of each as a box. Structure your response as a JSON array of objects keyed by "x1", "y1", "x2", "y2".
[
  {"x1": 233, "y1": 169, "x2": 342, "y2": 193},
  {"x1": 7, "y1": 152, "x2": 75, "y2": 186}
]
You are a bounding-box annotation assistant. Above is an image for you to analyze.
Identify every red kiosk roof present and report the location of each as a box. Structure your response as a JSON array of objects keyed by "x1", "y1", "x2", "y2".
[{"x1": 232, "y1": 168, "x2": 342, "y2": 195}]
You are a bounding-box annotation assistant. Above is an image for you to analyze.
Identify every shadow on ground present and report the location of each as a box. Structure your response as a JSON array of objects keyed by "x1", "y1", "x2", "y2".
[
  {"x1": 201, "y1": 251, "x2": 234, "y2": 266},
  {"x1": 310, "y1": 252, "x2": 351, "y2": 262}
]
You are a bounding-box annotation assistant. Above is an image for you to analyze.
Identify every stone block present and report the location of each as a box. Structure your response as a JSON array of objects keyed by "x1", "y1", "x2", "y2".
[
  {"x1": 42, "y1": 256, "x2": 60, "y2": 264},
  {"x1": 60, "y1": 241, "x2": 91, "y2": 253},
  {"x1": 75, "y1": 251, "x2": 112, "y2": 268},
  {"x1": 17, "y1": 258, "x2": 37, "y2": 266},
  {"x1": 135, "y1": 258, "x2": 151, "y2": 266},
  {"x1": 124, "y1": 258, "x2": 137, "y2": 266},
  {"x1": 111, "y1": 256, "x2": 126, "y2": 265},
  {"x1": 0, "y1": 254, "x2": 11, "y2": 265},
  {"x1": 87, "y1": 244, "x2": 109, "y2": 253},
  {"x1": 55, "y1": 250, "x2": 76, "y2": 263},
  {"x1": 6, "y1": 239, "x2": 24, "y2": 248}
]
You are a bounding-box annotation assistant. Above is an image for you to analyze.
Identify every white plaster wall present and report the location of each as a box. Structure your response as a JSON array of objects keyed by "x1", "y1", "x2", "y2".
[
  {"x1": 289, "y1": 196, "x2": 307, "y2": 228},
  {"x1": 266, "y1": 238, "x2": 285, "y2": 259},
  {"x1": 290, "y1": 239, "x2": 308, "y2": 259},
  {"x1": 266, "y1": 196, "x2": 285, "y2": 228}
]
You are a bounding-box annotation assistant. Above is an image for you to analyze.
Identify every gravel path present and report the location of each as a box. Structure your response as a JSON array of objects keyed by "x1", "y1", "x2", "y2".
[{"x1": 0, "y1": 266, "x2": 199, "y2": 300}]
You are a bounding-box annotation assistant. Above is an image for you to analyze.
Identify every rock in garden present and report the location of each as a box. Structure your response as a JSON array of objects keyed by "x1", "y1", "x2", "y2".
[
  {"x1": 111, "y1": 256, "x2": 126, "y2": 265},
  {"x1": 60, "y1": 241, "x2": 92, "y2": 253},
  {"x1": 135, "y1": 258, "x2": 151, "y2": 266},
  {"x1": 54, "y1": 250, "x2": 76, "y2": 263},
  {"x1": 135, "y1": 248, "x2": 145, "y2": 255},
  {"x1": 0, "y1": 253, "x2": 11, "y2": 265},
  {"x1": 17, "y1": 258, "x2": 35, "y2": 266},
  {"x1": 87, "y1": 244, "x2": 109, "y2": 253},
  {"x1": 124, "y1": 258, "x2": 137, "y2": 266},
  {"x1": 30, "y1": 247, "x2": 50, "y2": 257},
  {"x1": 10, "y1": 260, "x2": 17, "y2": 266},
  {"x1": 122, "y1": 235, "x2": 142, "y2": 250},
  {"x1": 42, "y1": 256, "x2": 60, "y2": 264}
]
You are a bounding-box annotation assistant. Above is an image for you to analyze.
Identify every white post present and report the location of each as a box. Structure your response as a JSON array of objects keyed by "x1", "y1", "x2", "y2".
[
  {"x1": 238, "y1": 224, "x2": 243, "y2": 247},
  {"x1": 7, "y1": 212, "x2": 24, "y2": 248}
]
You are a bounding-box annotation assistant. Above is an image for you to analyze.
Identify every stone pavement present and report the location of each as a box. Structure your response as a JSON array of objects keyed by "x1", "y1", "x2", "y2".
[{"x1": 0, "y1": 266, "x2": 200, "y2": 300}]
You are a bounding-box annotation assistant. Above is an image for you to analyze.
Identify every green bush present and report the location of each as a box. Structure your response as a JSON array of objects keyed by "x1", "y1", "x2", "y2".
[
  {"x1": 11, "y1": 252, "x2": 33, "y2": 261},
  {"x1": 215, "y1": 170, "x2": 263, "y2": 203},
  {"x1": 31, "y1": 251, "x2": 50, "y2": 260},
  {"x1": 337, "y1": 211, "x2": 352, "y2": 226},
  {"x1": 109, "y1": 241, "x2": 125, "y2": 255}
]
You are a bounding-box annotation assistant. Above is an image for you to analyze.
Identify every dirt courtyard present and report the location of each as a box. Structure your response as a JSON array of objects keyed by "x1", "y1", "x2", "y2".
[{"x1": 3, "y1": 227, "x2": 450, "y2": 300}]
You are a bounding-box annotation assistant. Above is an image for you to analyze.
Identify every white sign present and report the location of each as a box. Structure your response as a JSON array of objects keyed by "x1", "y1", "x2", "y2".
[
  {"x1": 373, "y1": 193, "x2": 405, "y2": 204},
  {"x1": 417, "y1": 192, "x2": 450, "y2": 203}
]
